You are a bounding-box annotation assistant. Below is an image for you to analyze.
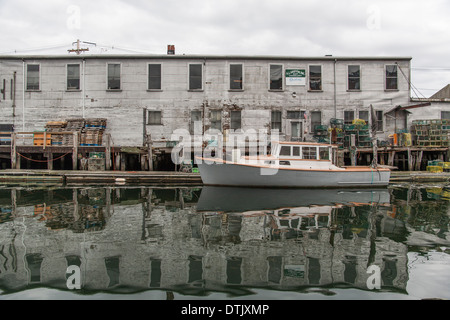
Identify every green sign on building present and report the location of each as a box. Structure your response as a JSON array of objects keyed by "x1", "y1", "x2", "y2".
[{"x1": 285, "y1": 69, "x2": 306, "y2": 86}]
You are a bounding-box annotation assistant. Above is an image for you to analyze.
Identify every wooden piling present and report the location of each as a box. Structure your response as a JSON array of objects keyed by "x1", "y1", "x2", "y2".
[{"x1": 72, "y1": 132, "x2": 78, "y2": 170}]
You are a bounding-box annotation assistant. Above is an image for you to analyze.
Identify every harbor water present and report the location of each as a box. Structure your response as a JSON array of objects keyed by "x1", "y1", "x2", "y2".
[{"x1": 0, "y1": 183, "x2": 449, "y2": 300}]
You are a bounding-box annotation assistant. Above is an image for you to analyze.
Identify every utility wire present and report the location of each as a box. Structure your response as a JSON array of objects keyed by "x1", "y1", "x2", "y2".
[{"x1": 397, "y1": 64, "x2": 427, "y2": 99}]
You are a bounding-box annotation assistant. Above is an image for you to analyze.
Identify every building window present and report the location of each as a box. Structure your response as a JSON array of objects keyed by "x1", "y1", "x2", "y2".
[
  {"x1": 309, "y1": 65, "x2": 322, "y2": 91},
  {"x1": 442, "y1": 111, "x2": 450, "y2": 120},
  {"x1": 189, "y1": 64, "x2": 203, "y2": 90},
  {"x1": 344, "y1": 111, "x2": 355, "y2": 125},
  {"x1": 359, "y1": 110, "x2": 369, "y2": 123},
  {"x1": 26, "y1": 64, "x2": 40, "y2": 91},
  {"x1": 67, "y1": 64, "x2": 80, "y2": 91},
  {"x1": 310, "y1": 111, "x2": 322, "y2": 130},
  {"x1": 107, "y1": 64, "x2": 121, "y2": 90},
  {"x1": 230, "y1": 111, "x2": 241, "y2": 130},
  {"x1": 348, "y1": 65, "x2": 360, "y2": 90},
  {"x1": 148, "y1": 111, "x2": 162, "y2": 125},
  {"x1": 148, "y1": 64, "x2": 162, "y2": 90},
  {"x1": 287, "y1": 111, "x2": 305, "y2": 120},
  {"x1": 271, "y1": 111, "x2": 282, "y2": 131},
  {"x1": 230, "y1": 64, "x2": 243, "y2": 90},
  {"x1": 269, "y1": 65, "x2": 283, "y2": 90},
  {"x1": 376, "y1": 111, "x2": 383, "y2": 131},
  {"x1": 386, "y1": 65, "x2": 398, "y2": 90},
  {"x1": 210, "y1": 110, "x2": 222, "y2": 131}
]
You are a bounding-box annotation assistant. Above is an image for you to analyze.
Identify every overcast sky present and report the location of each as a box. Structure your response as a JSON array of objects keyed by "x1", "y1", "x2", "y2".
[{"x1": 1, "y1": 0, "x2": 449, "y2": 97}]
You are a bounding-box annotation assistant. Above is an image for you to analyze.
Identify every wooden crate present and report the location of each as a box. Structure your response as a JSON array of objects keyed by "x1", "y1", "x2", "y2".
[{"x1": 33, "y1": 133, "x2": 52, "y2": 146}]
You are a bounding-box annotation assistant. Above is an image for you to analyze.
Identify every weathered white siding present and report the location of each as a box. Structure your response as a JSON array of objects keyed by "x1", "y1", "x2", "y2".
[{"x1": 0, "y1": 55, "x2": 411, "y2": 147}]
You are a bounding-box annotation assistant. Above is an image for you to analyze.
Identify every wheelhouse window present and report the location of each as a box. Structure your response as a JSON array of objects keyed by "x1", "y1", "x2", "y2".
[
  {"x1": 348, "y1": 65, "x2": 361, "y2": 90},
  {"x1": 67, "y1": 64, "x2": 80, "y2": 91},
  {"x1": 26, "y1": 64, "x2": 40, "y2": 91},
  {"x1": 210, "y1": 110, "x2": 222, "y2": 131},
  {"x1": 302, "y1": 147, "x2": 317, "y2": 160},
  {"x1": 309, "y1": 65, "x2": 322, "y2": 91},
  {"x1": 230, "y1": 111, "x2": 241, "y2": 130},
  {"x1": 148, "y1": 111, "x2": 162, "y2": 125},
  {"x1": 107, "y1": 64, "x2": 121, "y2": 90},
  {"x1": 270, "y1": 65, "x2": 283, "y2": 90},
  {"x1": 386, "y1": 65, "x2": 398, "y2": 90},
  {"x1": 189, "y1": 64, "x2": 203, "y2": 90},
  {"x1": 280, "y1": 146, "x2": 291, "y2": 156},
  {"x1": 319, "y1": 147, "x2": 330, "y2": 160},
  {"x1": 230, "y1": 64, "x2": 243, "y2": 90},
  {"x1": 271, "y1": 111, "x2": 282, "y2": 131},
  {"x1": 148, "y1": 64, "x2": 162, "y2": 90}
]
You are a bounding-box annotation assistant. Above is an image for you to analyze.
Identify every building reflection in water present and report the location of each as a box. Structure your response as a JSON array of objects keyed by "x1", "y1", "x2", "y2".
[{"x1": 0, "y1": 184, "x2": 448, "y2": 297}]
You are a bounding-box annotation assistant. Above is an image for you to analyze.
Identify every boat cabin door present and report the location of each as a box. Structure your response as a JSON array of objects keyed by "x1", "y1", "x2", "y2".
[{"x1": 287, "y1": 120, "x2": 303, "y2": 142}]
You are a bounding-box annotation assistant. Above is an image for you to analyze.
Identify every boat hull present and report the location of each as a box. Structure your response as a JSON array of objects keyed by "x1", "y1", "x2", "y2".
[{"x1": 197, "y1": 160, "x2": 391, "y2": 188}]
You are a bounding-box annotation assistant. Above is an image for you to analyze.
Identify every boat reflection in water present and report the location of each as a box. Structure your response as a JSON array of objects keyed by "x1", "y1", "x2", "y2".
[{"x1": 0, "y1": 184, "x2": 447, "y2": 299}]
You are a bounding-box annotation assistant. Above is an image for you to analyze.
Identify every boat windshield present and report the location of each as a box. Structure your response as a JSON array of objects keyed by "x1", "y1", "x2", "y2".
[{"x1": 271, "y1": 143, "x2": 279, "y2": 156}]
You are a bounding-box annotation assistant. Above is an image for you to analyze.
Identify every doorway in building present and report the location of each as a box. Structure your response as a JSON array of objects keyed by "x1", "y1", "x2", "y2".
[{"x1": 290, "y1": 121, "x2": 303, "y2": 142}]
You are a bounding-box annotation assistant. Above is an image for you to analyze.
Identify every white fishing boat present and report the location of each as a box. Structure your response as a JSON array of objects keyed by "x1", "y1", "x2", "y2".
[{"x1": 195, "y1": 141, "x2": 391, "y2": 188}]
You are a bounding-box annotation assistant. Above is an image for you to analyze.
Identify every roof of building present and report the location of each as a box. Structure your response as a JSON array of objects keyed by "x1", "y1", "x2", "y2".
[
  {"x1": 0, "y1": 54, "x2": 413, "y2": 62},
  {"x1": 430, "y1": 84, "x2": 450, "y2": 99}
]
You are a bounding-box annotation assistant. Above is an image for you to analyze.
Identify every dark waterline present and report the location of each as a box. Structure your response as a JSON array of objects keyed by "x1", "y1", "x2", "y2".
[{"x1": 0, "y1": 183, "x2": 449, "y2": 300}]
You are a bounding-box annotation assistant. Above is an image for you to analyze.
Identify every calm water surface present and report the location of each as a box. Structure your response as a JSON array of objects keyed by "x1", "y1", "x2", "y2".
[{"x1": 0, "y1": 183, "x2": 449, "y2": 300}]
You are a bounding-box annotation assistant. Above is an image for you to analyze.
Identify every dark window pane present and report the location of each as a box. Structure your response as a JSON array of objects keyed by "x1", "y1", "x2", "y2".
[
  {"x1": 309, "y1": 66, "x2": 322, "y2": 91},
  {"x1": 230, "y1": 64, "x2": 243, "y2": 90},
  {"x1": 271, "y1": 111, "x2": 282, "y2": 131},
  {"x1": 27, "y1": 65, "x2": 40, "y2": 90},
  {"x1": 344, "y1": 111, "x2": 355, "y2": 124},
  {"x1": 108, "y1": 64, "x2": 121, "y2": 90},
  {"x1": 348, "y1": 65, "x2": 361, "y2": 90},
  {"x1": 148, "y1": 111, "x2": 162, "y2": 125},
  {"x1": 270, "y1": 65, "x2": 283, "y2": 90},
  {"x1": 359, "y1": 111, "x2": 369, "y2": 122},
  {"x1": 386, "y1": 65, "x2": 398, "y2": 90},
  {"x1": 189, "y1": 64, "x2": 202, "y2": 90},
  {"x1": 149, "y1": 64, "x2": 162, "y2": 90},
  {"x1": 311, "y1": 111, "x2": 321, "y2": 128},
  {"x1": 231, "y1": 111, "x2": 241, "y2": 130},
  {"x1": 67, "y1": 64, "x2": 80, "y2": 90},
  {"x1": 280, "y1": 146, "x2": 291, "y2": 156},
  {"x1": 287, "y1": 111, "x2": 305, "y2": 120},
  {"x1": 210, "y1": 110, "x2": 222, "y2": 131}
]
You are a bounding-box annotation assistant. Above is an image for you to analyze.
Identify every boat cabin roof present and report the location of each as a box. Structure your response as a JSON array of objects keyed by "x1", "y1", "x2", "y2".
[{"x1": 275, "y1": 141, "x2": 337, "y2": 148}]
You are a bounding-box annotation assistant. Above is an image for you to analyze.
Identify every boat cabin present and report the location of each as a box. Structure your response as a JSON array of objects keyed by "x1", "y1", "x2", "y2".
[{"x1": 267, "y1": 141, "x2": 340, "y2": 169}]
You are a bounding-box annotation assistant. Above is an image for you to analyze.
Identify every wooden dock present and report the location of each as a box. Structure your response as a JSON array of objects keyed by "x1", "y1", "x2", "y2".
[{"x1": 0, "y1": 170, "x2": 203, "y2": 186}]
